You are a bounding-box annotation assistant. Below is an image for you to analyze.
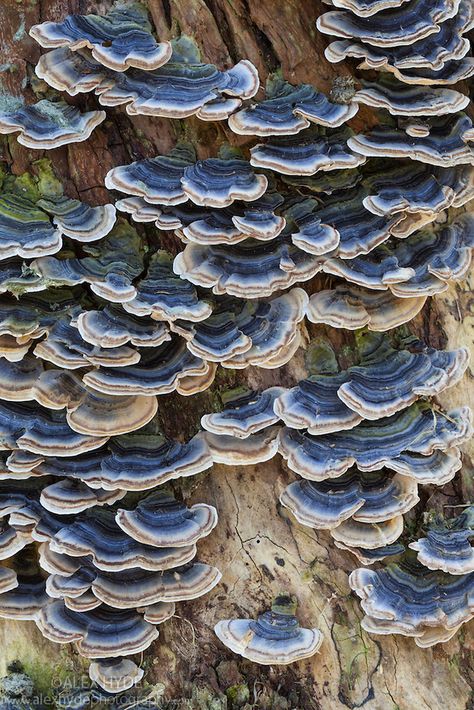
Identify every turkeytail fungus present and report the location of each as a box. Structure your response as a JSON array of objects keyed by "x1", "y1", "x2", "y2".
[
  {"x1": 214, "y1": 595, "x2": 323, "y2": 665},
  {"x1": 0, "y1": 0, "x2": 471, "y2": 695}
]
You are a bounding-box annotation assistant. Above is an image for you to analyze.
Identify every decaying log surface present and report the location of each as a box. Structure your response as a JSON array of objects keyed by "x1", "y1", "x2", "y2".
[{"x1": 0, "y1": 1, "x2": 472, "y2": 708}]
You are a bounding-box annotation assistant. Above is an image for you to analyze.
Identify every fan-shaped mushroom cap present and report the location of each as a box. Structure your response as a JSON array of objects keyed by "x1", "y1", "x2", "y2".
[
  {"x1": 215, "y1": 596, "x2": 322, "y2": 665},
  {"x1": 324, "y1": 0, "x2": 410, "y2": 16},
  {"x1": 36, "y1": 601, "x2": 159, "y2": 657},
  {"x1": 0, "y1": 519, "x2": 32, "y2": 559},
  {"x1": 204, "y1": 427, "x2": 280, "y2": 466},
  {"x1": 348, "y1": 114, "x2": 474, "y2": 167},
  {"x1": 0, "y1": 484, "x2": 37, "y2": 518},
  {"x1": 88, "y1": 658, "x2": 143, "y2": 694},
  {"x1": 38, "y1": 542, "x2": 82, "y2": 575},
  {"x1": 123, "y1": 251, "x2": 212, "y2": 322},
  {"x1": 83, "y1": 337, "x2": 212, "y2": 397},
  {"x1": 317, "y1": 0, "x2": 461, "y2": 47},
  {"x1": 0, "y1": 98, "x2": 105, "y2": 150},
  {"x1": 8, "y1": 501, "x2": 74, "y2": 543},
  {"x1": 331, "y1": 515, "x2": 404, "y2": 549},
  {"x1": 0, "y1": 567, "x2": 18, "y2": 594},
  {"x1": 173, "y1": 236, "x2": 322, "y2": 299},
  {"x1": 0, "y1": 362, "x2": 158, "y2": 437},
  {"x1": 278, "y1": 403, "x2": 472, "y2": 482},
  {"x1": 275, "y1": 335, "x2": 468, "y2": 427},
  {"x1": 98, "y1": 431, "x2": 211, "y2": 487},
  {"x1": 174, "y1": 289, "x2": 307, "y2": 367},
  {"x1": 384, "y1": 58, "x2": 474, "y2": 86},
  {"x1": 40, "y1": 480, "x2": 125, "y2": 516},
  {"x1": 36, "y1": 34, "x2": 259, "y2": 118},
  {"x1": 0, "y1": 193, "x2": 61, "y2": 260},
  {"x1": 360, "y1": 616, "x2": 463, "y2": 646},
  {"x1": 115, "y1": 492, "x2": 217, "y2": 548},
  {"x1": 74, "y1": 306, "x2": 170, "y2": 349},
  {"x1": 0, "y1": 291, "x2": 76, "y2": 344},
  {"x1": 140, "y1": 600, "x2": 175, "y2": 624},
  {"x1": 409, "y1": 510, "x2": 474, "y2": 574},
  {"x1": 334, "y1": 337, "x2": 468, "y2": 420},
  {"x1": 31, "y1": 221, "x2": 144, "y2": 303},
  {"x1": 323, "y1": 0, "x2": 474, "y2": 80},
  {"x1": 202, "y1": 387, "x2": 285, "y2": 438},
  {"x1": 232, "y1": 193, "x2": 286, "y2": 237},
  {"x1": 105, "y1": 144, "x2": 196, "y2": 206},
  {"x1": 349, "y1": 556, "x2": 474, "y2": 646},
  {"x1": 0, "y1": 359, "x2": 76, "y2": 406},
  {"x1": 0, "y1": 336, "x2": 31, "y2": 363},
  {"x1": 126, "y1": 194, "x2": 285, "y2": 240},
  {"x1": 338, "y1": 345, "x2": 469, "y2": 419},
  {"x1": 335, "y1": 540, "x2": 404, "y2": 564},
  {"x1": 34, "y1": 319, "x2": 140, "y2": 369},
  {"x1": 4, "y1": 450, "x2": 44, "y2": 477},
  {"x1": 34, "y1": 431, "x2": 213, "y2": 492},
  {"x1": 180, "y1": 159, "x2": 267, "y2": 208},
  {"x1": 37, "y1": 196, "x2": 116, "y2": 244},
  {"x1": 115, "y1": 195, "x2": 174, "y2": 226},
  {"x1": 274, "y1": 372, "x2": 363, "y2": 435},
  {"x1": 178, "y1": 194, "x2": 286, "y2": 246},
  {"x1": 287, "y1": 187, "x2": 430, "y2": 259},
  {"x1": 107, "y1": 45, "x2": 256, "y2": 116},
  {"x1": 30, "y1": 4, "x2": 172, "y2": 72},
  {"x1": 409, "y1": 530, "x2": 474, "y2": 575},
  {"x1": 49, "y1": 562, "x2": 221, "y2": 608},
  {"x1": 284, "y1": 198, "x2": 339, "y2": 256},
  {"x1": 0, "y1": 575, "x2": 48, "y2": 620},
  {"x1": 280, "y1": 471, "x2": 418, "y2": 529},
  {"x1": 355, "y1": 78, "x2": 469, "y2": 117},
  {"x1": 172, "y1": 307, "x2": 250, "y2": 362},
  {"x1": 250, "y1": 127, "x2": 366, "y2": 176},
  {"x1": 35, "y1": 46, "x2": 110, "y2": 95},
  {"x1": 85, "y1": 562, "x2": 218, "y2": 609},
  {"x1": 361, "y1": 163, "x2": 474, "y2": 218},
  {"x1": 229, "y1": 77, "x2": 357, "y2": 136},
  {"x1": 99, "y1": 60, "x2": 258, "y2": 119},
  {"x1": 49, "y1": 511, "x2": 197, "y2": 571},
  {"x1": 325, "y1": 212, "x2": 474, "y2": 296},
  {"x1": 0, "y1": 402, "x2": 108, "y2": 456},
  {"x1": 307, "y1": 286, "x2": 426, "y2": 331},
  {"x1": 66, "y1": 389, "x2": 158, "y2": 437}
]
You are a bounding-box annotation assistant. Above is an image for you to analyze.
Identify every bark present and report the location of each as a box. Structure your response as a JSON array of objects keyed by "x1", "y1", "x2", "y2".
[{"x1": 0, "y1": 1, "x2": 473, "y2": 709}]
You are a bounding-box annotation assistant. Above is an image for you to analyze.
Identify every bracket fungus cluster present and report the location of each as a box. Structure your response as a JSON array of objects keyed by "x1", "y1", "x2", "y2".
[
  {"x1": 350, "y1": 508, "x2": 474, "y2": 646},
  {"x1": 0, "y1": 486, "x2": 220, "y2": 691},
  {"x1": 0, "y1": 0, "x2": 470, "y2": 692},
  {"x1": 199, "y1": 333, "x2": 472, "y2": 561},
  {"x1": 0, "y1": 117, "x2": 227, "y2": 693},
  {"x1": 0, "y1": 99, "x2": 106, "y2": 150},
  {"x1": 33, "y1": 21, "x2": 259, "y2": 121},
  {"x1": 319, "y1": 0, "x2": 474, "y2": 85}
]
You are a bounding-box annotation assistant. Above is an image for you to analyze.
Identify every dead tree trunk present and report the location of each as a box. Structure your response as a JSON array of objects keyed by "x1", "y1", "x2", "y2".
[{"x1": 0, "y1": 1, "x2": 472, "y2": 709}]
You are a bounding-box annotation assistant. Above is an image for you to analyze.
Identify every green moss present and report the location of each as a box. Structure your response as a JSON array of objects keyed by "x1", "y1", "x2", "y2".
[
  {"x1": 0, "y1": 159, "x2": 62, "y2": 204},
  {"x1": 218, "y1": 143, "x2": 244, "y2": 160},
  {"x1": 8, "y1": 172, "x2": 40, "y2": 202},
  {"x1": 226, "y1": 683, "x2": 249, "y2": 706},
  {"x1": 305, "y1": 337, "x2": 339, "y2": 375},
  {"x1": 33, "y1": 158, "x2": 63, "y2": 198}
]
